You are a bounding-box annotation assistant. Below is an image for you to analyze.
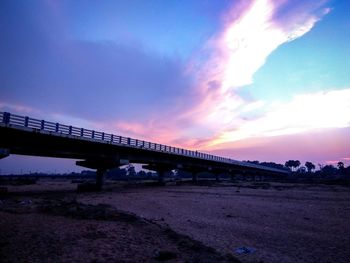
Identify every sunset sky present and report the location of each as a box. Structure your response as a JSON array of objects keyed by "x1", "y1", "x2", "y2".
[{"x1": 1, "y1": 0, "x2": 350, "y2": 174}]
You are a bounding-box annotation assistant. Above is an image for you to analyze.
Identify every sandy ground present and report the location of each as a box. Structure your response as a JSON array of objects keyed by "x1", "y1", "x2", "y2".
[{"x1": 1, "y1": 179, "x2": 350, "y2": 263}]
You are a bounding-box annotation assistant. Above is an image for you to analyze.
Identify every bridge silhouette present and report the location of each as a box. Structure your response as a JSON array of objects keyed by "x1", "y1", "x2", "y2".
[{"x1": 0, "y1": 112, "x2": 289, "y2": 189}]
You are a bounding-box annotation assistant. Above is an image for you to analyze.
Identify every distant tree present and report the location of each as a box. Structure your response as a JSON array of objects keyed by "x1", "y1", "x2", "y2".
[
  {"x1": 106, "y1": 167, "x2": 127, "y2": 178},
  {"x1": 285, "y1": 160, "x2": 294, "y2": 171},
  {"x1": 345, "y1": 166, "x2": 350, "y2": 177},
  {"x1": 260, "y1": 162, "x2": 287, "y2": 170},
  {"x1": 137, "y1": 170, "x2": 147, "y2": 177},
  {"x1": 321, "y1": 165, "x2": 338, "y2": 176},
  {"x1": 297, "y1": 166, "x2": 306, "y2": 174},
  {"x1": 337, "y1": 162, "x2": 344, "y2": 169},
  {"x1": 337, "y1": 162, "x2": 345, "y2": 175},
  {"x1": 127, "y1": 165, "x2": 136, "y2": 177},
  {"x1": 146, "y1": 171, "x2": 156, "y2": 178},
  {"x1": 305, "y1": 162, "x2": 316, "y2": 173},
  {"x1": 285, "y1": 160, "x2": 301, "y2": 172},
  {"x1": 246, "y1": 160, "x2": 260, "y2": 164}
]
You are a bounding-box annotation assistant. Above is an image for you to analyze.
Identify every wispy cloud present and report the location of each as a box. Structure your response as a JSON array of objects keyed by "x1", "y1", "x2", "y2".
[
  {"x1": 209, "y1": 89, "x2": 350, "y2": 147},
  {"x1": 0, "y1": 102, "x2": 39, "y2": 115},
  {"x1": 177, "y1": 0, "x2": 334, "y2": 148},
  {"x1": 208, "y1": 127, "x2": 350, "y2": 166}
]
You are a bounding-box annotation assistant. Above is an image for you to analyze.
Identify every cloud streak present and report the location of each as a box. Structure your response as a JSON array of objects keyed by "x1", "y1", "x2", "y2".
[
  {"x1": 209, "y1": 88, "x2": 350, "y2": 148},
  {"x1": 176, "y1": 0, "x2": 334, "y2": 149}
]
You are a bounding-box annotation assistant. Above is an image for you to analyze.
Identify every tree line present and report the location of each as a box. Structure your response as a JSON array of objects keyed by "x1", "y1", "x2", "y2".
[{"x1": 246, "y1": 160, "x2": 350, "y2": 177}]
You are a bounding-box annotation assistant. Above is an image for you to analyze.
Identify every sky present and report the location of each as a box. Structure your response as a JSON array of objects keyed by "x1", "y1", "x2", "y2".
[{"x1": 1, "y1": 0, "x2": 350, "y2": 174}]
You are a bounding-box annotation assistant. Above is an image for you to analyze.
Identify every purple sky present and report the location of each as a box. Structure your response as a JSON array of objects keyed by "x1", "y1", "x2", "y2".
[{"x1": 1, "y1": 0, "x2": 350, "y2": 174}]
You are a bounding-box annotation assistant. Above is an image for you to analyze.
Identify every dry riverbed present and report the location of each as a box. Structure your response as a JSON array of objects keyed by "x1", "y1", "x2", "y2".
[{"x1": 1, "y1": 179, "x2": 349, "y2": 263}]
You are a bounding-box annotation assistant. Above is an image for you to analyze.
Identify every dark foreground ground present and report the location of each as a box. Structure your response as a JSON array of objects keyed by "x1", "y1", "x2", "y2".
[{"x1": 0, "y1": 179, "x2": 349, "y2": 263}]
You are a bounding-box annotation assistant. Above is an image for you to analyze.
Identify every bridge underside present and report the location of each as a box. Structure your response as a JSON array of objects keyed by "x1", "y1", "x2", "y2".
[{"x1": 0, "y1": 125, "x2": 286, "y2": 190}]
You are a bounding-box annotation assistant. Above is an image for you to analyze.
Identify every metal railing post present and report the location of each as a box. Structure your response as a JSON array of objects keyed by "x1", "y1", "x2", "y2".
[
  {"x1": 2, "y1": 112, "x2": 10, "y2": 124},
  {"x1": 41, "y1": 120, "x2": 45, "y2": 130},
  {"x1": 24, "y1": 117, "x2": 29, "y2": 127},
  {"x1": 92, "y1": 130, "x2": 95, "y2": 139},
  {"x1": 69, "y1": 126, "x2": 72, "y2": 135}
]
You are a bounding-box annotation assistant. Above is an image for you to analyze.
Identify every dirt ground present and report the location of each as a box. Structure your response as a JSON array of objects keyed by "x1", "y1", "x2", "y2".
[{"x1": 1, "y1": 179, "x2": 349, "y2": 263}]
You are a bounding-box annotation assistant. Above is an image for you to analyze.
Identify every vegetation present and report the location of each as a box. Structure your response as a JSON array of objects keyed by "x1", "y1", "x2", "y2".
[
  {"x1": 246, "y1": 159, "x2": 350, "y2": 179},
  {"x1": 305, "y1": 162, "x2": 316, "y2": 173},
  {"x1": 285, "y1": 160, "x2": 301, "y2": 172},
  {"x1": 1, "y1": 161, "x2": 349, "y2": 182}
]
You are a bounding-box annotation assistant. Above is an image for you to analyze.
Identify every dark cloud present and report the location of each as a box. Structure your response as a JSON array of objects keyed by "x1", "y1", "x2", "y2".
[{"x1": 0, "y1": 1, "x2": 194, "y2": 123}]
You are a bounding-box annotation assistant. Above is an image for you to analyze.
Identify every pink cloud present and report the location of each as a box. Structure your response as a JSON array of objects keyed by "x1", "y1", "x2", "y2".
[
  {"x1": 208, "y1": 127, "x2": 350, "y2": 166},
  {"x1": 325, "y1": 160, "x2": 340, "y2": 165},
  {"x1": 209, "y1": 89, "x2": 350, "y2": 147},
  {"x1": 172, "y1": 0, "x2": 333, "y2": 149},
  {"x1": 69, "y1": 0, "x2": 334, "y2": 152},
  {"x1": 0, "y1": 102, "x2": 38, "y2": 115}
]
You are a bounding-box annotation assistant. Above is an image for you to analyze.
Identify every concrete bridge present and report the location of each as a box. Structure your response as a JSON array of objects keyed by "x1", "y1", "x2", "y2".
[{"x1": 0, "y1": 112, "x2": 289, "y2": 189}]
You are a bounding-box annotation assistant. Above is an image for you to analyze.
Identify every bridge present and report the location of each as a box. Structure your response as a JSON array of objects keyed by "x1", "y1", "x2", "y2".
[{"x1": 0, "y1": 112, "x2": 289, "y2": 189}]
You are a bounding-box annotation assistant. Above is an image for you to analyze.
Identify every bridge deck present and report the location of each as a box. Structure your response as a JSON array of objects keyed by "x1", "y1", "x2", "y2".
[{"x1": 0, "y1": 112, "x2": 289, "y2": 176}]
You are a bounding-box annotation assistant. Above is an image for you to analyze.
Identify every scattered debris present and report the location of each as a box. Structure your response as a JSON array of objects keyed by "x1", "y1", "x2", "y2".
[{"x1": 235, "y1": 246, "x2": 256, "y2": 255}]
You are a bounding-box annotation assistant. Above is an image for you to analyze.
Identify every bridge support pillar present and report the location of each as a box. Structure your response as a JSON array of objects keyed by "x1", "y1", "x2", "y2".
[
  {"x1": 76, "y1": 158, "x2": 124, "y2": 191},
  {"x1": 142, "y1": 164, "x2": 175, "y2": 185},
  {"x1": 96, "y1": 168, "x2": 107, "y2": 190},
  {"x1": 157, "y1": 170, "x2": 166, "y2": 184},
  {"x1": 192, "y1": 172, "x2": 198, "y2": 183},
  {"x1": 230, "y1": 173, "x2": 236, "y2": 181}
]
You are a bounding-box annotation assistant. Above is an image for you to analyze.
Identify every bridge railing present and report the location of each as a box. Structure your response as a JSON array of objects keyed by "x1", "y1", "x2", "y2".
[{"x1": 0, "y1": 112, "x2": 288, "y2": 173}]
